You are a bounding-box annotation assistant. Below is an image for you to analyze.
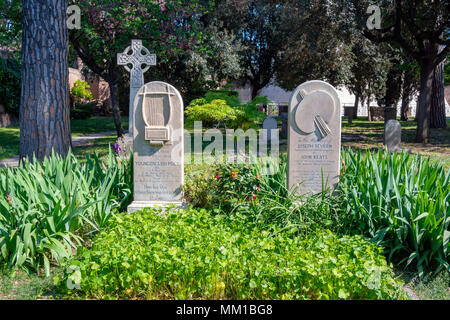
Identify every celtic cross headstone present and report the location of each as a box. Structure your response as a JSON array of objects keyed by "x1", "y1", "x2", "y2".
[{"x1": 118, "y1": 39, "x2": 156, "y2": 134}]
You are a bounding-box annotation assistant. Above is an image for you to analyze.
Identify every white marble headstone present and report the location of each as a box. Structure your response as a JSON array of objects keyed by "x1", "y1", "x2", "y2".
[
  {"x1": 287, "y1": 80, "x2": 341, "y2": 195},
  {"x1": 127, "y1": 81, "x2": 184, "y2": 212}
]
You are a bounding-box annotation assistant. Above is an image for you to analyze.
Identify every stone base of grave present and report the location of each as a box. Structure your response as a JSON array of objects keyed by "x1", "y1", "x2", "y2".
[{"x1": 127, "y1": 201, "x2": 185, "y2": 213}]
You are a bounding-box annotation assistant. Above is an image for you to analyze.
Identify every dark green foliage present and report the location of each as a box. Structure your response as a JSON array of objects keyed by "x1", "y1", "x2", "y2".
[
  {"x1": 0, "y1": 149, "x2": 132, "y2": 275},
  {"x1": 62, "y1": 208, "x2": 406, "y2": 300},
  {"x1": 0, "y1": 57, "x2": 21, "y2": 114},
  {"x1": 339, "y1": 148, "x2": 450, "y2": 277},
  {"x1": 70, "y1": 102, "x2": 96, "y2": 120},
  {"x1": 211, "y1": 156, "x2": 345, "y2": 236}
]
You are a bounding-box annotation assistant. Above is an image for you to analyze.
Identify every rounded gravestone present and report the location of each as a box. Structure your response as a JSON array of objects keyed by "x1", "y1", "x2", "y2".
[
  {"x1": 128, "y1": 81, "x2": 184, "y2": 212},
  {"x1": 288, "y1": 80, "x2": 341, "y2": 195}
]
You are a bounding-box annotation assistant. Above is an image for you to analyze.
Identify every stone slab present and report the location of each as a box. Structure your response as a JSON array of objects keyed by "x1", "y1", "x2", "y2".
[
  {"x1": 127, "y1": 81, "x2": 184, "y2": 212},
  {"x1": 287, "y1": 80, "x2": 341, "y2": 195}
]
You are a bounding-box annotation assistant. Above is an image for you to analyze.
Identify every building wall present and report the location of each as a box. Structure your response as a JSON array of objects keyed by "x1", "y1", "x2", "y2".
[{"x1": 234, "y1": 82, "x2": 450, "y2": 118}]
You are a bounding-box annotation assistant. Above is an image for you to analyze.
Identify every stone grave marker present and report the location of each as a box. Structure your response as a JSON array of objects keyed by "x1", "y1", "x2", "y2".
[
  {"x1": 118, "y1": 39, "x2": 156, "y2": 135},
  {"x1": 287, "y1": 80, "x2": 341, "y2": 195},
  {"x1": 127, "y1": 81, "x2": 184, "y2": 212},
  {"x1": 384, "y1": 120, "x2": 401, "y2": 152},
  {"x1": 261, "y1": 116, "x2": 278, "y2": 143}
]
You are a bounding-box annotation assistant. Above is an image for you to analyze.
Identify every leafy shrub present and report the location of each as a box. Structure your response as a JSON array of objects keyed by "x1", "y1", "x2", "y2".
[
  {"x1": 70, "y1": 80, "x2": 93, "y2": 104},
  {"x1": 213, "y1": 162, "x2": 261, "y2": 211},
  {"x1": 204, "y1": 90, "x2": 240, "y2": 107},
  {"x1": 186, "y1": 91, "x2": 266, "y2": 129},
  {"x1": 185, "y1": 99, "x2": 240, "y2": 127},
  {"x1": 70, "y1": 102, "x2": 96, "y2": 120},
  {"x1": 0, "y1": 57, "x2": 21, "y2": 114},
  {"x1": 339, "y1": 148, "x2": 450, "y2": 277},
  {"x1": 63, "y1": 208, "x2": 406, "y2": 300},
  {"x1": 212, "y1": 156, "x2": 345, "y2": 235},
  {"x1": 183, "y1": 163, "x2": 218, "y2": 208},
  {"x1": 0, "y1": 149, "x2": 132, "y2": 275}
]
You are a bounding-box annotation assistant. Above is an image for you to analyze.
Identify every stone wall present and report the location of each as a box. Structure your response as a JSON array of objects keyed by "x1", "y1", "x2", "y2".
[{"x1": 0, "y1": 104, "x2": 18, "y2": 127}]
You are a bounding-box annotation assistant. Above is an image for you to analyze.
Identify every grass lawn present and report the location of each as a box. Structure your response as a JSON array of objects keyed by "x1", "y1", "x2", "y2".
[
  {"x1": 340, "y1": 117, "x2": 450, "y2": 168},
  {"x1": 0, "y1": 117, "x2": 128, "y2": 161},
  {"x1": 73, "y1": 135, "x2": 118, "y2": 161},
  {"x1": 0, "y1": 267, "x2": 60, "y2": 300}
]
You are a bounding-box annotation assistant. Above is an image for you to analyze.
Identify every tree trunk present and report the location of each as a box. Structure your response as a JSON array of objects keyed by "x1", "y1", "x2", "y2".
[
  {"x1": 106, "y1": 74, "x2": 125, "y2": 137},
  {"x1": 384, "y1": 63, "x2": 403, "y2": 108},
  {"x1": 415, "y1": 61, "x2": 435, "y2": 143},
  {"x1": 430, "y1": 61, "x2": 447, "y2": 128},
  {"x1": 400, "y1": 93, "x2": 411, "y2": 121},
  {"x1": 20, "y1": 0, "x2": 71, "y2": 162},
  {"x1": 251, "y1": 84, "x2": 262, "y2": 100},
  {"x1": 353, "y1": 94, "x2": 359, "y2": 119},
  {"x1": 401, "y1": 70, "x2": 416, "y2": 121}
]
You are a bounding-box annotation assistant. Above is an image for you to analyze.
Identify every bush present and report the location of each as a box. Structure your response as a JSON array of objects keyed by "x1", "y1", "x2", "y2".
[
  {"x1": 339, "y1": 148, "x2": 450, "y2": 277},
  {"x1": 185, "y1": 99, "x2": 240, "y2": 127},
  {"x1": 70, "y1": 80, "x2": 93, "y2": 104},
  {"x1": 204, "y1": 90, "x2": 240, "y2": 107},
  {"x1": 0, "y1": 149, "x2": 132, "y2": 275},
  {"x1": 183, "y1": 163, "x2": 218, "y2": 208},
  {"x1": 185, "y1": 91, "x2": 266, "y2": 129},
  {"x1": 212, "y1": 156, "x2": 345, "y2": 235},
  {"x1": 62, "y1": 208, "x2": 406, "y2": 300},
  {"x1": 70, "y1": 102, "x2": 96, "y2": 120},
  {"x1": 0, "y1": 57, "x2": 21, "y2": 114}
]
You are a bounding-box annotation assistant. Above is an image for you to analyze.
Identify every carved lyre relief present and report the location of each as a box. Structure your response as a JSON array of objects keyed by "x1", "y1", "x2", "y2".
[
  {"x1": 294, "y1": 89, "x2": 336, "y2": 140},
  {"x1": 139, "y1": 83, "x2": 175, "y2": 146}
]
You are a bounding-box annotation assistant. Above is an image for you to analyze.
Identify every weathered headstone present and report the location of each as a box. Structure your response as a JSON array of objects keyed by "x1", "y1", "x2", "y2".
[
  {"x1": 384, "y1": 120, "x2": 401, "y2": 152},
  {"x1": 287, "y1": 80, "x2": 341, "y2": 195},
  {"x1": 127, "y1": 81, "x2": 184, "y2": 212},
  {"x1": 117, "y1": 39, "x2": 156, "y2": 134},
  {"x1": 262, "y1": 116, "x2": 278, "y2": 143}
]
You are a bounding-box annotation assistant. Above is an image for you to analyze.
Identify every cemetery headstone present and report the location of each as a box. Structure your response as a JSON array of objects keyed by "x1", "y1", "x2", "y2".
[
  {"x1": 384, "y1": 120, "x2": 401, "y2": 152},
  {"x1": 127, "y1": 81, "x2": 184, "y2": 212},
  {"x1": 118, "y1": 39, "x2": 156, "y2": 134},
  {"x1": 262, "y1": 116, "x2": 278, "y2": 143},
  {"x1": 287, "y1": 80, "x2": 341, "y2": 195}
]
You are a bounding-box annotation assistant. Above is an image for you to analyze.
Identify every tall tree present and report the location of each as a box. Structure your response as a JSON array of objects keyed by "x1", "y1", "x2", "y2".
[
  {"x1": 430, "y1": 60, "x2": 447, "y2": 128},
  {"x1": 69, "y1": 0, "x2": 210, "y2": 136},
  {"x1": 208, "y1": 0, "x2": 285, "y2": 99},
  {"x1": 345, "y1": 37, "x2": 391, "y2": 118},
  {"x1": 400, "y1": 64, "x2": 419, "y2": 121},
  {"x1": 352, "y1": 0, "x2": 450, "y2": 142},
  {"x1": 276, "y1": 0, "x2": 354, "y2": 91},
  {"x1": 20, "y1": 0, "x2": 71, "y2": 162}
]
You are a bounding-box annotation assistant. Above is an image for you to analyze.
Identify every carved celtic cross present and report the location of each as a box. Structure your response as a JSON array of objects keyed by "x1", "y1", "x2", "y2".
[{"x1": 117, "y1": 39, "x2": 156, "y2": 88}]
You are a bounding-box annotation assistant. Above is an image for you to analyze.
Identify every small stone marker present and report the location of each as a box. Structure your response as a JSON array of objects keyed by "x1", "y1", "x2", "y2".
[
  {"x1": 287, "y1": 80, "x2": 341, "y2": 195},
  {"x1": 118, "y1": 39, "x2": 157, "y2": 134},
  {"x1": 384, "y1": 120, "x2": 401, "y2": 152},
  {"x1": 127, "y1": 81, "x2": 184, "y2": 212},
  {"x1": 262, "y1": 116, "x2": 278, "y2": 143}
]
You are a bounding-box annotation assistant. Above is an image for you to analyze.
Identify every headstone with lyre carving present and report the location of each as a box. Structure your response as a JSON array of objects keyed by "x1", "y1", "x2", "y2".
[{"x1": 127, "y1": 81, "x2": 184, "y2": 212}]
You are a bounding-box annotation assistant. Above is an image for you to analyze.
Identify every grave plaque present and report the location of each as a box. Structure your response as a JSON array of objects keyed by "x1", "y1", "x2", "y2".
[
  {"x1": 384, "y1": 120, "x2": 401, "y2": 152},
  {"x1": 287, "y1": 80, "x2": 341, "y2": 195},
  {"x1": 127, "y1": 81, "x2": 184, "y2": 212}
]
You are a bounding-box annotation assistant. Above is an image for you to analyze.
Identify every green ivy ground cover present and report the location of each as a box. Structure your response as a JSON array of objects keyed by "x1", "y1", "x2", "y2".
[{"x1": 62, "y1": 207, "x2": 406, "y2": 300}]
